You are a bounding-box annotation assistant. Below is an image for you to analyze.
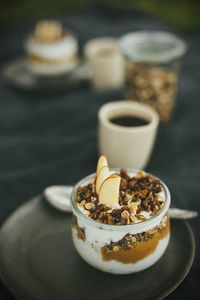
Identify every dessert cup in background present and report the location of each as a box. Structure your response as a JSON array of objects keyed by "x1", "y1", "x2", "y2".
[
  {"x1": 25, "y1": 20, "x2": 78, "y2": 76},
  {"x1": 71, "y1": 168, "x2": 171, "y2": 274},
  {"x1": 98, "y1": 101, "x2": 159, "y2": 170},
  {"x1": 84, "y1": 37, "x2": 124, "y2": 90}
]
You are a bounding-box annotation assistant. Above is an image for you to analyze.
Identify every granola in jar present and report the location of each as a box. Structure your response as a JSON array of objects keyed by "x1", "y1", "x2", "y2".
[{"x1": 119, "y1": 31, "x2": 187, "y2": 123}]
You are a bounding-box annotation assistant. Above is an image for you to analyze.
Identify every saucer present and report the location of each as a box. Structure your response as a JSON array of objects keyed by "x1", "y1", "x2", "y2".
[
  {"x1": 0, "y1": 195, "x2": 195, "y2": 300},
  {"x1": 1, "y1": 57, "x2": 91, "y2": 92}
]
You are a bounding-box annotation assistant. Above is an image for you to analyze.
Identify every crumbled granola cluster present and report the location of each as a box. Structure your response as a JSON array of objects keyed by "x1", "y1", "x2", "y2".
[
  {"x1": 76, "y1": 170, "x2": 164, "y2": 225},
  {"x1": 101, "y1": 215, "x2": 168, "y2": 252},
  {"x1": 126, "y1": 63, "x2": 177, "y2": 123}
]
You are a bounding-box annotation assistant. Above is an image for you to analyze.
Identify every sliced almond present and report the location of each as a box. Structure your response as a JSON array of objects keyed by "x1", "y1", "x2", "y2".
[
  {"x1": 98, "y1": 175, "x2": 121, "y2": 207},
  {"x1": 96, "y1": 155, "x2": 108, "y2": 176},
  {"x1": 96, "y1": 166, "x2": 110, "y2": 194},
  {"x1": 128, "y1": 201, "x2": 140, "y2": 216}
]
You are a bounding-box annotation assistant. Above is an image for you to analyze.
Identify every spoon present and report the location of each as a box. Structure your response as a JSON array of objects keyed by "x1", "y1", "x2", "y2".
[
  {"x1": 44, "y1": 185, "x2": 73, "y2": 212},
  {"x1": 44, "y1": 185, "x2": 198, "y2": 219}
]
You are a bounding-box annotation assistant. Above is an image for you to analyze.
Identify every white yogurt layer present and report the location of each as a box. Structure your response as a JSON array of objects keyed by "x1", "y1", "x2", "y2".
[
  {"x1": 72, "y1": 226, "x2": 170, "y2": 274},
  {"x1": 75, "y1": 213, "x2": 168, "y2": 246},
  {"x1": 25, "y1": 34, "x2": 78, "y2": 60}
]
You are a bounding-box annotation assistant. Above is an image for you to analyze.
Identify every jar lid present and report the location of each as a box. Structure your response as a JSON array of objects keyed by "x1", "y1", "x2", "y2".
[{"x1": 118, "y1": 31, "x2": 187, "y2": 63}]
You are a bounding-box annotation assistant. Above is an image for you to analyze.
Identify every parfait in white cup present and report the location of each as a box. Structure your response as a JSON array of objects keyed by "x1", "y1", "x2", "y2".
[{"x1": 71, "y1": 155, "x2": 171, "y2": 274}]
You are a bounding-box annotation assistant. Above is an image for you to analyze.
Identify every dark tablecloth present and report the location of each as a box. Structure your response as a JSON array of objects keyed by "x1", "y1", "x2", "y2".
[{"x1": 0, "y1": 4, "x2": 199, "y2": 300}]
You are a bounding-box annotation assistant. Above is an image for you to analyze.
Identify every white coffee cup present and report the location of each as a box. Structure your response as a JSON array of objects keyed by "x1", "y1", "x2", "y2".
[
  {"x1": 98, "y1": 100, "x2": 159, "y2": 169},
  {"x1": 84, "y1": 37, "x2": 124, "y2": 89}
]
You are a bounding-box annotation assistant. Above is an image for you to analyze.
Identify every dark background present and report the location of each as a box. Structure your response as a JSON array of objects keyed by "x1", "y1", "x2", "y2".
[
  {"x1": 0, "y1": 1, "x2": 200, "y2": 299},
  {"x1": 1, "y1": 0, "x2": 200, "y2": 31}
]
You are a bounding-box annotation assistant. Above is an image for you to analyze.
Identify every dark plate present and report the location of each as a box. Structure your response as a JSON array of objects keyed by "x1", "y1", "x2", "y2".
[
  {"x1": 1, "y1": 58, "x2": 90, "y2": 92},
  {"x1": 0, "y1": 196, "x2": 195, "y2": 300}
]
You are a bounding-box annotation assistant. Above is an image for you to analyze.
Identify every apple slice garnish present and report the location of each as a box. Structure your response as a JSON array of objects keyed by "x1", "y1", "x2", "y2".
[
  {"x1": 98, "y1": 175, "x2": 121, "y2": 207},
  {"x1": 96, "y1": 166, "x2": 110, "y2": 194},
  {"x1": 96, "y1": 155, "x2": 108, "y2": 176}
]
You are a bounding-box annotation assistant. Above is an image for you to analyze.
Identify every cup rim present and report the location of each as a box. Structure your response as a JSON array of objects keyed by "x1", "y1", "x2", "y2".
[
  {"x1": 71, "y1": 168, "x2": 171, "y2": 231},
  {"x1": 98, "y1": 100, "x2": 159, "y2": 133},
  {"x1": 118, "y1": 30, "x2": 187, "y2": 63},
  {"x1": 84, "y1": 37, "x2": 120, "y2": 61}
]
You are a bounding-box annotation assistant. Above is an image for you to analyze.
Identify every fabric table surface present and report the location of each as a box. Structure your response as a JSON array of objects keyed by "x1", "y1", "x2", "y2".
[{"x1": 0, "y1": 4, "x2": 199, "y2": 300}]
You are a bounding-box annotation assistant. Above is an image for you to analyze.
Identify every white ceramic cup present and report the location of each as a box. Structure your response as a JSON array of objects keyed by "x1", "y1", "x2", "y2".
[
  {"x1": 98, "y1": 100, "x2": 159, "y2": 169},
  {"x1": 84, "y1": 37, "x2": 124, "y2": 89}
]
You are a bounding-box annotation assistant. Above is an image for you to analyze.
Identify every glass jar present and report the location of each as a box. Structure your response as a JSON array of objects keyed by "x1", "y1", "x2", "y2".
[
  {"x1": 119, "y1": 31, "x2": 187, "y2": 123},
  {"x1": 71, "y1": 168, "x2": 171, "y2": 274}
]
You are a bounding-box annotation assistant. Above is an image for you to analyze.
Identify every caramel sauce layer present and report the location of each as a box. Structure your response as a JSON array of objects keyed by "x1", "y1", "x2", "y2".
[
  {"x1": 28, "y1": 53, "x2": 77, "y2": 64},
  {"x1": 101, "y1": 216, "x2": 170, "y2": 264},
  {"x1": 72, "y1": 215, "x2": 85, "y2": 241}
]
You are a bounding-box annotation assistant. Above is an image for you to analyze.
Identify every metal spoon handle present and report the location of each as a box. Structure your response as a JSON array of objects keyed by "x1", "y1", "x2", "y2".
[{"x1": 168, "y1": 208, "x2": 198, "y2": 219}]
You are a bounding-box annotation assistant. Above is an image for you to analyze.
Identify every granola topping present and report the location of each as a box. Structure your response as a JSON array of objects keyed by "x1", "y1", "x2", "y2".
[
  {"x1": 76, "y1": 169, "x2": 164, "y2": 225},
  {"x1": 34, "y1": 21, "x2": 64, "y2": 42}
]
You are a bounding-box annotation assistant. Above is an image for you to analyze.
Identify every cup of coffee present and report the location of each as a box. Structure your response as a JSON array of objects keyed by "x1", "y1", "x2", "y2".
[
  {"x1": 84, "y1": 37, "x2": 124, "y2": 90},
  {"x1": 98, "y1": 101, "x2": 159, "y2": 169}
]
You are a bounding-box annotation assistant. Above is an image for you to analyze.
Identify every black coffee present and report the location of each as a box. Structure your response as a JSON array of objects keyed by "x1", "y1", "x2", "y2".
[{"x1": 110, "y1": 115, "x2": 149, "y2": 127}]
